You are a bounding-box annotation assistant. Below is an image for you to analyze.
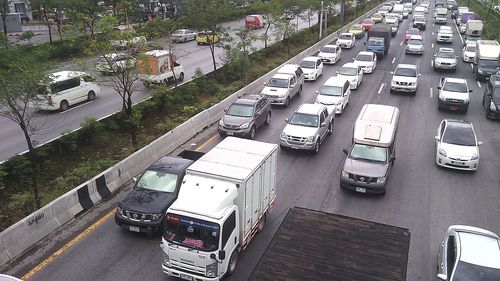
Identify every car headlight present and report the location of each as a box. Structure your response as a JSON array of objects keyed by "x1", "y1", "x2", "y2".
[
  {"x1": 206, "y1": 262, "x2": 218, "y2": 278},
  {"x1": 163, "y1": 253, "x2": 169, "y2": 264},
  {"x1": 152, "y1": 213, "x2": 162, "y2": 221},
  {"x1": 376, "y1": 177, "x2": 386, "y2": 184},
  {"x1": 307, "y1": 136, "x2": 315, "y2": 142},
  {"x1": 341, "y1": 170, "x2": 349, "y2": 178},
  {"x1": 490, "y1": 101, "x2": 497, "y2": 111},
  {"x1": 471, "y1": 153, "x2": 479, "y2": 160},
  {"x1": 219, "y1": 119, "x2": 224, "y2": 126},
  {"x1": 335, "y1": 101, "x2": 342, "y2": 106},
  {"x1": 478, "y1": 68, "x2": 484, "y2": 74},
  {"x1": 280, "y1": 131, "x2": 287, "y2": 140},
  {"x1": 439, "y1": 148, "x2": 447, "y2": 157},
  {"x1": 239, "y1": 123, "x2": 250, "y2": 129}
]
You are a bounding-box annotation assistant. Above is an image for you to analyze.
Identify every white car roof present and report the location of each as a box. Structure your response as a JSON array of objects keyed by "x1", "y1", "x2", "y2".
[
  {"x1": 49, "y1": 71, "x2": 89, "y2": 82},
  {"x1": 409, "y1": 35, "x2": 423, "y2": 40},
  {"x1": 396, "y1": 64, "x2": 417, "y2": 70},
  {"x1": 296, "y1": 103, "x2": 326, "y2": 115},
  {"x1": 323, "y1": 44, "x2": 339, "y2": 48},
  {"x1": 357, "y1": 51, "x2": 375, "y2": 57},
  {"x1": 323, "y1": 76, "x2": 349, "y2": 87},
  {"x1": 458, "y1": 232, "x2": 500, "y2": 269},
  {"x1": 278, "y1": 64, "x2": 300, "y2": 75},
  {"x1": 439, "y1": 47, "x2": 455, "y2": 53},
  {"x1": 271, "y1": 73, "x2": 293, "y2": 80},
  {"x1": 302, "y1": 56, "x2": 321, "y2": 62},
  {"x1": 439, "y1": 26, "x2": 452, "y2": 31},
  {"x1": 341, "y1": 62, "x2": 358, "y2": 68},
  {"x1": 339, "y1": 33, "x2": 353, "y2": 37}
]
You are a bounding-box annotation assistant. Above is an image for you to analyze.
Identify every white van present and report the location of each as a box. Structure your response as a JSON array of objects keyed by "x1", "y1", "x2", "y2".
[{"x1": 35, "y1": 71, "x2": 100, "y2": 111}]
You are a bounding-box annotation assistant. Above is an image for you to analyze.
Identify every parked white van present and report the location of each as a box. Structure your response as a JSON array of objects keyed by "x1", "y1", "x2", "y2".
[{"x1": 35, "y1": 71, "x2": 100, "y2": 111}]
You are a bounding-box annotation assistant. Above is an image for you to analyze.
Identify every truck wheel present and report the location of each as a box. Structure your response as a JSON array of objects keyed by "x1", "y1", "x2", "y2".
[
  {"x1": 178, "y1": 72, "x2": 185, "y2": 82},
  {"x1": 257, "y1": 214, "x2": 266, "y2": 232},
  {"x1": 59, "y1": 100, "x2": 69, "y2": 112},
  {"x1": 327, "y1": 122, "x2": 333, "y2": 135},
  {"x1": 226, "y1": 251, "x2": 239, "y2": 276}
]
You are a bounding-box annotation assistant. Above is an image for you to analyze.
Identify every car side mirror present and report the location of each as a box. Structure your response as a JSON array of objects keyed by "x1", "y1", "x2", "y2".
[
  {"x1": 285, "y1": 118, "x2": 289, "y2": 123},
  {"x1": 263, "y1": 82, "x2": 267, "y2": 86},
  {"x1": 390, "y1": 155, "x2": 396, "y2": 161},
  {"x1": 343, "y1": 148, "x2": 349, "y2": 155},
  {"x1": 390, "y1": 71, "x2": 394, "y2": 74},
  {"x1": 290, "y1": 83, "x2": 295, "y2": 87},
  {"x1": 315, "y1": 90, "x2": 319, "y2": 94},
  {"x1": 437, "y1": 86, "x2": 441, "y2": 90},
  {"x1": 352, "y1": 57, "x2": 355, "y2": 60},
  {"x1": 435, "y1": 136, "x2": 440, "y2": 141},
  {"x1": 478, "y1": 141, "x2": 483, "y2": 145},
  {"x1": 336, "y1": 71, "x2": 339, "y2": 74},
  {"x1": 469, "y1": 89, "x2": 473, "y2": 92},
  {"x1": 418, "y1": 73, "x2": 422, "y2": 76},
  {"x1": 133, "y1": 177, "x2": 137, "y2": 183},
  {"x1": 321, "y1": 122, "x2": 326, "y2": 127},
  {"x1": 437, "y1": 274, "x2": 447, "y2": 281}
]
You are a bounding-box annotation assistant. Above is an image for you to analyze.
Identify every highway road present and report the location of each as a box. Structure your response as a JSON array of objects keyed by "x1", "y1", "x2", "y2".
[
  {"x1": 0, "y1": 11, "x2": 321, "y2": 162},
  {"x1": 5, "y1": 3, "x2": 500, "y2": 281}
]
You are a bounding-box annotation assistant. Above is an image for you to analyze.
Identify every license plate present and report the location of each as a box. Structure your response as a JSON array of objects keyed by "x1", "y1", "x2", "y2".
[
  {"x1": 180, "y1": 274, "x2": 193, "y2": 281},
  {"x1": 449, "y1": 106, "x2": 458, "y2": 110},
  {"x1": 129, "y1": 226, "x2": 140, "y2": 232},
  {"x1": 226, "y1": 131, "x2": 234, "y2": 135},
  {"x1": 451, "y1": 161, "x2": 465, "y2": 166},
  {"x1": 291, "y1": 146, "x2": 299, "y2": 149},
  {"x1": 355, "y1": 187, "x2": 366, "y2": 193}
]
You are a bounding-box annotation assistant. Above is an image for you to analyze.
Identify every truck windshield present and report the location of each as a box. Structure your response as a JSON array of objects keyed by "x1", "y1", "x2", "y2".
[
  {"x1": 443, "y1": 82, "x2": 467, "y2": 93},
  {"x1": 478, "y1": 59, "x2": 499, "y2": 68},
  {"x1": 367, "y1": 38, "x2": 384, "y2": 46},
  {"x1": 267, "y1": 78, "x2": 289, "y2": 88},
  {"x1": 289, "y1": 112, "x2": 319, "y2": 127},
  {"x1": 350, "y1": 144, "x2": 387, "y2": 162},
  {"x1": 164, "y1": 214, "x2": 220, "y2": 252}
]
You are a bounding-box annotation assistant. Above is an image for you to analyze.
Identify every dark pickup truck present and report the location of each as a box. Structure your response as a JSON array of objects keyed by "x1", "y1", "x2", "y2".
[
  {"x1": 114, "y1": 150, "x2": 204, "y2": 236},
  {"x1": 366, "y1": 24, "x2": 392, "y2": 58}
]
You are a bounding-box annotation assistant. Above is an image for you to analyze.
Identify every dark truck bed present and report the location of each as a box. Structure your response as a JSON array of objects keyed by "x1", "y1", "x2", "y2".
[{"x1": 248, "y1": 207, "x2": 410, "y2": 281}]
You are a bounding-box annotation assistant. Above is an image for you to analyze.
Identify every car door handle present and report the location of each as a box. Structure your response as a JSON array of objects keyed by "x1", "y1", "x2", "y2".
[{"x1": 441, "y1": 263, "x2": 444, "y2": 269}]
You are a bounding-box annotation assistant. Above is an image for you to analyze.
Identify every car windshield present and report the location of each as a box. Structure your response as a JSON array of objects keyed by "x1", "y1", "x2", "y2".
[
  {"x1": 439, "y1": 29, "x2": 452, "y2": 34},
  {"x1": 443, "y1": 124, "x2": 476, "y2": 146},
  {"x1": 321, "y1": 46, "x2": 336, "y2": 53},
  {"x1": 465, "y1": 45, "x2": 476, "y2": 52},
  {"x1": 408, "y1": 39, "x2": 423, "y2": 45},
  {"x1": 368, "y1": 38, "x2": 384, "y2": 46},
  {"x1": 351, "y1": 25, "x2": 363, "y2": 30},
  {"x1": 395, "y1": 67, "x2": 417, "y2": 77},
  {"x1": 415, "y1": 16, "x2": 425, "y2": 21},
  {"x1": 443, "y1": 81, "x2": 467, "y2": 92},
  {"x1": 350, "y1": 144, "x2": 387, "y2": 162},
  {"x1": 164, "y1": 214, "x2": 219, "y2": 252},
  {"x1": 339, "y1": 34, "x2": 352, "y2": 40},
  {"x1": 267, "y1": 78, "x2": 289, "y2": 88},
  {"x1": 173, "y1": 30, "x2": 185, "y2": 35},
  {"x1": 300, "y1": 60, "x2": 316, "y2": 69},
  {"x1": 407, "y1": 29, "x2": 420, "y2": 35},
  {"x1": 438, "y1": 51, "x2": 455, "y2": 58},
  {"x1": 356, "y1": 54, "x2": 373, "y2": 61},
  {"x1": 136, "y1": 170, "x2": 178, "y2": 192},
  {"x1": 478, "y1": 59, "x2": 499, "y2": 67},
  {"x1": 289, "y1": 112, "x2": 319, "y2": 127},
  {"x1": 363, "y1": 19, "x2": 373, "y2": 24},
  {"x1": 339, "y1": 66, "x2": 357, "y2": 76},
  {"x1": 319, "y1": 85, "x2": 343, "y2": 96},
  {"x1": 226, "y1": 103, "x2": 254, "y2": 117}
]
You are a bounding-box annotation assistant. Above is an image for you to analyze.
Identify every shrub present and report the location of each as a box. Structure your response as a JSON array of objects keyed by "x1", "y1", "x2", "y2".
[
  {"x1": 79, "y1": 117, "x2": 104, "y2": 145},
  {"x1": 8, "y1": 191, "x2": 35, "y2": 216}
]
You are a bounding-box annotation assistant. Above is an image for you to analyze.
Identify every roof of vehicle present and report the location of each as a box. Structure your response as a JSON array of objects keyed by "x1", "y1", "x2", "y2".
[
  {"x1": 148, "y1": 155, "x2": 195, "y2": 174},
  {"x1": 439, "y1": 26, "x2": 452, "y2": 31},
  {"x1": 354, "y1": 104, "x2": 400, "y2": 147},
  {"x1": 362, "y1": 18, "x2": 374, "y2": 23},
  {"x1": 438, "y1": 47, "x2": 455, "y2": 53},
  {"x1": 143, "y1": 50, "x2": 171, "y2": 57},
  {"x1": 323, "y1": 76, "x2": 349, "y2": 87},
  {"x1": 340, "y1": 62, "x2": 359, "y2": 69},
  {"x1": 233, "y1": 94, "x2": 264, "y2": 106},
  {"x1": 270, "y1": 73, "x2": 293, "y2": 80},
  {"x1": 277, "y1": 64, "x2": 300, "y2": 75},
  {"x1": 322, "y1": 44, "x2": 339, "y2": 48},
  {"x1": 457, "y1": 229, "x2": 500, "y2": 268},
  {"x1": 49, "y1": 71, "x2": 90, "y2": 82},
  {"x1": 349, "y1": 24, "x2": 364, "y2": 29},
  {"x1": 415, "y1": 6, "x2": 425, "y2": 10},
  {"x1": 302, "y1": 56, "x2": 321, "y2": 62},
  {"x1": 443, "y1": 77, "x2": 468, "y2": 84},
  {"x1": 357, "y1": 51, "x2": 375, "y2": 57},
  {"x1": 339, "y1": 32, "x2": 354, "y2": 37},
  {"x1": 408, "y1": 35, "x2": 423, "y2": 40},
  {"x1": 295, "y1": 103, "x2": 326, "y2": 115},
  {"x1": 396, "y1": 64, "x2": 417, "y2": 70}
]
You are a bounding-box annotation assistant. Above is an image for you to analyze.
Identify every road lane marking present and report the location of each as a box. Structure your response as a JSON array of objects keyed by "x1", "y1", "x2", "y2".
[
  {"x1": 430, "y1": 88, "x2": 433, "y2": 98},
  {"x1": 431, "y1": 43, "x2": 434, "y2": 48},
  {"x1": 21, "y1": 133, "x2": 217, "y2": 280},
  {"x1": 400, "y1": 41, "x2": 404, "y2": 46},
  {"x1": 477, "y1": 81, "x2": 481, "y2": 88},
  {"x1": 431, "y1": 60, "x2": 434, "y2": 67},
  {"x1": 378, "y1": 83, "x2": 385, "y2": 94},
  {"x1": 392, "y1": 57, "x2": 396, "y2": 64},
  {"x1": 432, "y1": 32, "x2": 434, "y2": 36},
  {"x1": 58, "y1": 101, "x2": 94, "y2": 114}
]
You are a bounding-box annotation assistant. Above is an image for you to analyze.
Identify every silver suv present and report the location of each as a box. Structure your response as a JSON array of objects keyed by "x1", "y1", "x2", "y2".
[
  {"x1": 218, "y1": 94, "x2": 271, "y2": 139},
  {"x1": 434, "y1": 48, "x2": 457, "y2": 72},
  {"x1": 280, "y1": 103, "x2": 334, "y2": 154},
  {"x1": 261, "y1": 73, "x2": 302, "y2": 106},
  {"x1": 437, "y1": 225, "x2": 500, "y2": 281},
  {"x1": 390, "y1": 64, "x2": 420, "y2": 94}
]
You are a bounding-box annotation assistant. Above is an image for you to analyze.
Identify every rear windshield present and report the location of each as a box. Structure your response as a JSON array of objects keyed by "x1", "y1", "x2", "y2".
[
  {"x1": 368, "y1": 38, "x2": 384, "y2": 45},
  {"x1": 339, "y1": 34, "x2": 352, "y2": 40},
  {"x1": 356, "y1": 54, "x2": 373, "y2": 61},
  {"x1": 321, "y1": 46, "x2": 336, "y2": 53},
  {"x1": 408, "y1": 39, "x2": 423, "y2": 45},
  {"x1": 339, "y1": 66, "x2": 357, "y2": 76},
  {"x1": 300, "y1": 60, "x2": 316, "y2": 69}
]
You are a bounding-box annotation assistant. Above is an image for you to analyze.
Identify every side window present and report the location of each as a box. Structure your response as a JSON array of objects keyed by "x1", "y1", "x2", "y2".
[
  {"x1": 290, "y1": 76, "x2": 296, "y2": 86},
  {"x1": 317, "y1": 60, "x2": 321, "y2": 68},
  {"x1": 440, "y1": 122, "x2": 446, "y2": 137},
  {"x1": 67, "y1": 78, "x2": 81, "y2": 90},
  {"x1": 221, "y1": 211, "x2": 236, "y2": 249},
  {"x1": 82, "y1": 75, "x2": 95, "y2": 83},
  {"x1": 344, "y1": 81, "x2": 350, "y2": 93},
  {"x1": 297, "y1": 67, "x2": 303, "y2": 76},
  {"x1": 446, "y1": 236, "x2": 456, "y2": 275},
  {"x1": 319, "y1": 110, "x2": 326, "y2": 124}
]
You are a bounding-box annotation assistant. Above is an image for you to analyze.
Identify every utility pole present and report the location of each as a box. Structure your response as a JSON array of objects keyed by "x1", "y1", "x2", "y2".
[
  {"x1": 324, "y1": 3, "x2": 328, "y2": 33},
  {"x1": 319, "y1": 1, "x2": 323, "y2": 40}
]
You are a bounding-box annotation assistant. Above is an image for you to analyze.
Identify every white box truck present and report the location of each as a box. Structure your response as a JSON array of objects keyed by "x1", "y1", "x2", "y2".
[
  {"x1": 473, "y1": 40, "x2": 500, "y2": 81},
  {"x1": 464, "y1": 20, "x2": 483, "y2": 45},
  {"x1": 137, "y1": 50, "x2": 185, "y2": 87},
  {"x1": 160, "y1": 137, "x2": 278, "y2": 281}
]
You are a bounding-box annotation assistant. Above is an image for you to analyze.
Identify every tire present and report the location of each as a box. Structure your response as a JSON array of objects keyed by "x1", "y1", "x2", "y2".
[
  {"x1": 265, "y1": 112, "x2": 271, "y2": 126},
  {"x1": 249, "y1": 126, "x2": 256, "y2": 140},
  {"x1": 226, "y1": 251, "x2": 239, "y2": 276},
  {"x1": 328, "y1": 121, "x2": 333, "y2": 135},
  {"x1": 256, "y1": 214, "x2": 266, "y2": 232},
  {"x1": 297, "y1": 85, "x2": 302, "y2": 96},
  {"x1": 59, "y1": 100, "x2": 69, "y2": 112},
  {"x1": 87, "y1": 91, "x2": 96, "y2": 101},
  {"x1": 312, "y1": 140, "x2": 320, "y2": 155},
  {"x1": 183, "y1": 37, "x2": 187, "y2": 43},
  {"x1": 285, "y1": 97, "x2": 290, "y2": 107},
  {"x1": 178, "y1": 72, "x2": 185, "y2": 82}
]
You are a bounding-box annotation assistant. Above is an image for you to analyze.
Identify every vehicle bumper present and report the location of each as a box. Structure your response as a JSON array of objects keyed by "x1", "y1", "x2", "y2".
[
  {"x1": 319, "y1": 56, "x2": 337, "y2": 64},
  {"x1": 114, "y1": 212, "x2": 162, "y2": 233},
  {"x1": 438, "y1": 99, "x2": 469, "y2": 111},
  {"x1": 462, "y1": 55, "x2": 474, "y2": 62},
  {"x1": 340, "y1": 176, "x2": 386, "y2": 194},
  {"x1": 437, "y1": 37, "x2": 453, "y2": 43},
  {"x1": 360, "y1": 65, "x2": 374, "y2": 73},
  {"x1": 338, "y1": 42, "x2": 353, "y2": 48},
  {"x1": 436, "y1": 155, "x2": 478, "y2": 171},
  {"x1": 349, "y1": 80, "x2": 358, "y2": 89},
  {"x1": 486, "y1": 108, "x2": 500, "y2": 119},
  {"x1": 405, "y1": 48, "x2": 424, "y2": 55},
  {"x1": 162, "y1": 263, "x2": 215, "y2": 281},
  {"x1": 280, "y1": 138, "x2": 316, "y2": 151},
  {"x1": 391, "y1": 83, "x2": 417, "y2": 93},
  {"x1": 434, "y1": 63, "x2": 456, "y2": 70},
  {"x1": 34, "y1": 103, "x2": 58, "y2": 111},
  {"x1": 218, "y1": 125, "x2": 252, "y2": 137},
  {"x1": 304, "y1": 73, "x2": 317, "y2": 81},
  {"x1": 263, "y1": 95, "x2": 288, "y2": 105}
]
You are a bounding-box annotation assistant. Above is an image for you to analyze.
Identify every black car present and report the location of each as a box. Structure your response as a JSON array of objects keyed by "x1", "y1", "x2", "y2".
[
  {"x1": 483, "y1": 74, "x2": 500, "y2": 119},
  {"x1": 115, "y1": 152, "x2": 203, "y2": 236}
]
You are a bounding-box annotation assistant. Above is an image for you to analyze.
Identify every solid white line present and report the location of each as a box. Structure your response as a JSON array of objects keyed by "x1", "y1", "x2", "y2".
[
  {"x1": 431, "y1": 60, "x2": 434, "y2": 67},
  {"x1": 431, "y1": 43, "x2": 434, "y2": 48},
  {"x1": 392, "y1": 57, "x2": 396, "y2": 64},
  {"x1": 454, "y1": 20, "x2": 464, "y2": 45},
  {"x1": 378, "y1": 83, "x2": 385, "y2": 94},
  {"x1": 400, "y1": 41, "x2": 404, "y2": 46},
  {"x1": 430, "y1": 88, "x2": 433, "y2": 98},
  {"x1": 432, "y1": 32, "x2": 434, "y2": 36},
  {"x1": 477, "y1": 81, "x2": 482, "y2": 88},
  {"x1": 58, "y1": 101, "x2": 93, "y2": 114}
]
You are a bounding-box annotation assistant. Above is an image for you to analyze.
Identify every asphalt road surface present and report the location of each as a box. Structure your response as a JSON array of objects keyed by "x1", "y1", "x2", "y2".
[
  {"x1": 5, "y1": 4, "x2": 500, "y2": 281},
  {"x1": 0, "y1": 12, "x2": 320, "y2": 162}
]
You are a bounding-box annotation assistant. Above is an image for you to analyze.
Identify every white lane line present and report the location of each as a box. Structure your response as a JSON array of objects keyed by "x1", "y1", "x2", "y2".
[
  {"x1": 477, "y1": 81, "x2": 482, "y2": 88},
  {"x1": 378, "y1": 83, "x2": 385, "y2": 95},
  {"x1": 431, "y1": 60, "x2": 434, "y2": 67},
  {"x1": 392, "y1": 57, "x2": 396, "y2": 64},
  {"x1": 431, "y1": 43, "x2": 434, "y2": 48},
  {"x1": 59, "y1": 101, "x2": 94, "y2": 114},
  {"x1": 432, "y1": 32, "x2": 434, "y2": 36},
  {"x1": 400, "y1": 41, "x2": 404, "y2": 46},
  {"x1": 454, "y1": 20, "x2": 464, "y2": 44},
  {"x1": 430, "y1": 88, "x2": 433, "y2": 98}
]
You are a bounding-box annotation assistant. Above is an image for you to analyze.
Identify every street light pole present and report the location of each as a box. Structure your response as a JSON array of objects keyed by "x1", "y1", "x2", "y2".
[{"x1": 319, "y1": 1, "x2": 324, "y2": 40}]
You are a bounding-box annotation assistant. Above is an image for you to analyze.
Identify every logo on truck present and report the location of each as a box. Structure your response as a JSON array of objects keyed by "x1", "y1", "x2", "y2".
[{"x1": 181, "y1": 258, "x2": 195, "y2": 264}]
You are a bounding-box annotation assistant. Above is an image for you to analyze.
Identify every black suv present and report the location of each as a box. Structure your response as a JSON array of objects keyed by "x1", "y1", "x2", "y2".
[
  {"x1": 483, "y1": 74, "x2": 500, "y2": 119},
  {"x1": 218, "y1": 94, "x2": 272, "y2": 139},
  {"x1": 115, "y1": 151, "x2": 203, "y2": 236}
]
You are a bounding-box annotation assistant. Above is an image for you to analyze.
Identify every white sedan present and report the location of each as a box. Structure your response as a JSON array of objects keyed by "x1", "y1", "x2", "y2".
[
  {"x1": 353, "y1": 51, "x2": 377, "y2": 73},
  {"x1": 318, "y1": 44, "x2": 341, "y2": 64},
  {"x1": 336, "y1": 33, "x2": 356, "y2": 49},
  {"x1": 337, "y1": 63, "x2": 363, "y2": 89},
  {"x1": 435, "y1": 119, "x2": 481, "y2": 171}
]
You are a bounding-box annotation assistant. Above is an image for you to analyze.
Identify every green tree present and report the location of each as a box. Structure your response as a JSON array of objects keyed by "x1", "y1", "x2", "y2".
[
  {"x1": 0, "y1": 0, "x2": 8, "y2": 36},
  {"x1": 65, "y1": 0, "x2": 104, "y2": 36},
  {"x1": 222, "y1": 27, "x2": 258, "y2": 83},
  {"x1": 30, "y1": 0, "x2": 60, "y2": 44}
]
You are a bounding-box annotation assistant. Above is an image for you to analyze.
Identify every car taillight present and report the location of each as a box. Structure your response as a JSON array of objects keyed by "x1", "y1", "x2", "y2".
[{"x1": 47, "y1": 95, "x2": 52, "y2": 102}]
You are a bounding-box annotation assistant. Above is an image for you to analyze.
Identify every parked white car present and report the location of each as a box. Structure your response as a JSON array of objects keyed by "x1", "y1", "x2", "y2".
[
  {"x1": 261, "y1": 73, "x2": 302, "y2": 106},
  {"x1": 337, "y1": 63, "x2": 363, "y2": 90},
  {"x1": 299, "y1": 56, "x2": 324, "y2": 81},
  {"x1": 96, "y1": 53, "x2": 136, "y2": 74},
  {"x1": 437, "y1": 25, "x2": 453, "y2": 43},
  {"x1": 353, "y1": 51, "x2": 377, "y2": 73},
  {"x1": 435, "y1": 119, "x2": 481, "y2": 171},
  {"x1": 337, "y1": 33, "x2": 356, "y2": 49},
  {"x1": 170, "y1": 29, "x2": 197, "y2": 43},
  {"x1": 318, "y1": 44, "x2": 342, "y2": 64},
  {"x1": 461, "y1": 43, "x2": 476, "y2": 62},
  {"x1": 390, "y1": 64, "x2": 420, "y2": 94},
  {"x1": 438, "y1": 77, "x2": 471, "y2": 112},
  {"x1": 315, "y1": 76, "x2": 351, "y2": 115}
]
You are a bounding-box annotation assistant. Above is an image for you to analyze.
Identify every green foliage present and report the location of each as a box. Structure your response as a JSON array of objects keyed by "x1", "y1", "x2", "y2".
[
  {"x1": 19, "y1": 31, "x2": 35, "y2": 43},
  {"x1": 53, "y1": 159, "x2": 115, "y2": 193},
  {"x1": 154, "y1": 120, "x2": 176, "y2": 134},
  {"x1": 2, "y1": 156, "x2": 32, "y2": 187},
  {"x1": 8, "y1": 191, "x2": 35, "y2": 216},
  {"x1": 57, "y1": 131, "x2": 79, "y2": 153},
  {"x1": 79, "y1": 117, "x2": 104, "y2": 145}
]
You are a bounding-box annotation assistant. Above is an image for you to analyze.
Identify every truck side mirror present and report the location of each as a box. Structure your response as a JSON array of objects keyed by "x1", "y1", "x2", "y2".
[
  {"x1": 343, "y1": 148, "x2": 349, "y2": 155},
  {"x1": 133, "y1": 177, "x2": 137, "y2": 183},
  {"x1": 390, "y1": 155, "x2": 396, "y2": 161},
  {"x1": 437, "y1": 86, "x2": 441, "y2": 90},
  {"x1": 469, "y1": 89, "x2": 472, "y2": 92},
  {"x1": 437, "y1": 274, "x2": 447, "y2": 281},
  {"x1": 263, "y1": 82, "x2": 267, "y2": 86},
  {"x1": 315, "y1": 90, "x2": 319, "y2": 94}
]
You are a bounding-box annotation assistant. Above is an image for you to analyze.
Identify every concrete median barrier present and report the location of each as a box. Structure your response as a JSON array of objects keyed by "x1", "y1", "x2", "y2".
[
  {"x1": 51, "y1": 189, "x2": 84, "y2": 227},
  {"x1": 0, "y1": 233, "x2": 10, "y2": 267}
]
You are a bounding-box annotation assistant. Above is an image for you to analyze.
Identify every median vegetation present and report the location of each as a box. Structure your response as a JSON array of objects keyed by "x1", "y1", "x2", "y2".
[
  {"x1": 457, "y1": 0, "x2": 500, "y2": 40},
  {"x1": 0, "y1": 0, "x2": 384, "y2": 232}
]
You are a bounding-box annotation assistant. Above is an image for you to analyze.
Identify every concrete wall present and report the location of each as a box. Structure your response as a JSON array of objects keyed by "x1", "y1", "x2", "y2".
[{"x1": 0, "y1": 2, "x2": 383, "y2": 269}]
